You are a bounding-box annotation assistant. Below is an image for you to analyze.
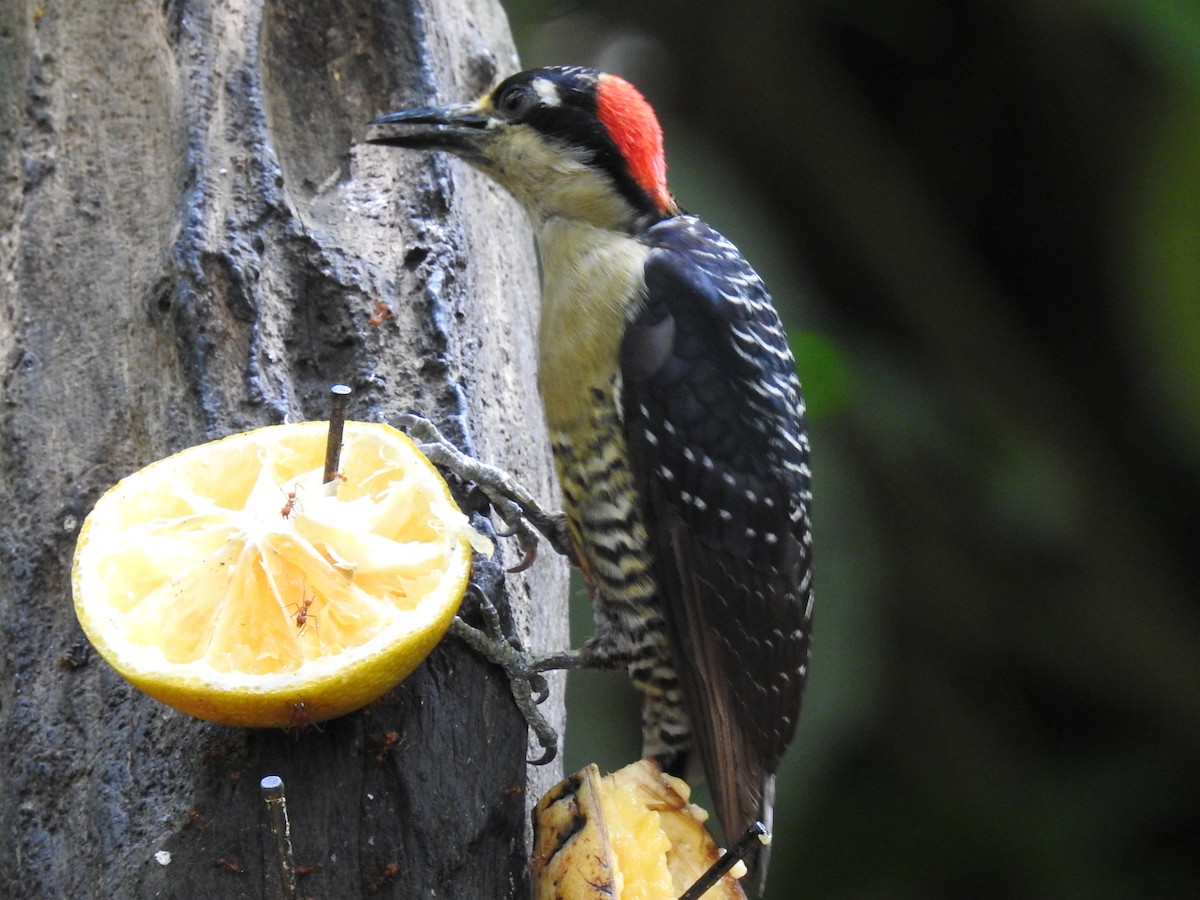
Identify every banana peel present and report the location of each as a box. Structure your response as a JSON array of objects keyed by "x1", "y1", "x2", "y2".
[{"x1": 532, "y1": 759, "x2": 747, "y2": 899}]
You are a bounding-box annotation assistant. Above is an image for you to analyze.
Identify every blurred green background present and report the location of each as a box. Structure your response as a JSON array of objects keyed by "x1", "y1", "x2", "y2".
[{"x1": 500, "y1": 1, "x2": 1200, "y2": 896}]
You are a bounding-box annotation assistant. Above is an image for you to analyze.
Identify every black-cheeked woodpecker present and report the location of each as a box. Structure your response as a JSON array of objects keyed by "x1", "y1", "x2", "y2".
[{"x1": 368, "y1": 66, "x2": 814, "y2": 890}]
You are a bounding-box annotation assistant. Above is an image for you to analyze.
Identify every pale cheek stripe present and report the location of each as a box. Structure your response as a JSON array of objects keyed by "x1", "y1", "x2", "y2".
[{"x1": 532, "y1": 77, "x2": 562, "y2": 106}]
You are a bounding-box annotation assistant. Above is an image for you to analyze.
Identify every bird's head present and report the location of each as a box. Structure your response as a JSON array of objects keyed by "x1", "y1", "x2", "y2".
[{"x1": 367, "y1": 66, "x2": 679, "y2": 233}]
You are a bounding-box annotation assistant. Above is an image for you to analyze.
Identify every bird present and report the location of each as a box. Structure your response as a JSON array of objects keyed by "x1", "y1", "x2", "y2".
[{"x1": 368, "y1": 66, "x2": 814, "y2": 891}]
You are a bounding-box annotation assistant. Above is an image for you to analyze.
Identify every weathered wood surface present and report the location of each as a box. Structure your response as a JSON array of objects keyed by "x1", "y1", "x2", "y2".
[{"x1": 0, "y1": 1, "x2": 566, "y2": 896}]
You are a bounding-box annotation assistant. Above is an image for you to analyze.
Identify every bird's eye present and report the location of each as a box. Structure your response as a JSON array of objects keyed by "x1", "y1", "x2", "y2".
[{"x1": 495, "y1": 84, "x2": 538, "y2": 119}]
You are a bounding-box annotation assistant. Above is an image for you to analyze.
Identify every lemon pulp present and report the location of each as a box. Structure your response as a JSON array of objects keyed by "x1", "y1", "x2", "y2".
[{"x1": 72, "y1": 421, "x2": 490, "y2": 728}]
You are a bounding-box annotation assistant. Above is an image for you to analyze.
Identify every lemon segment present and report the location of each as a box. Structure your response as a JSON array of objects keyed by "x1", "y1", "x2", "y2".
[{"x1": 72, "y1": 421, "x2": 489, "y2": 728}]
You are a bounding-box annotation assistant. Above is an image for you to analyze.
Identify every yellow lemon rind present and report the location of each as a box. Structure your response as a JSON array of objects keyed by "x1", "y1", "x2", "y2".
[{"x1": 71, "y1": 421, "x2": 476, "y2": 729}]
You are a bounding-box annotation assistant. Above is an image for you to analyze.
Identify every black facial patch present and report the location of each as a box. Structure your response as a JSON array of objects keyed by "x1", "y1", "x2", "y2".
[{"x1": 490, "y1": 67, "x2": 665, "y2": 226}]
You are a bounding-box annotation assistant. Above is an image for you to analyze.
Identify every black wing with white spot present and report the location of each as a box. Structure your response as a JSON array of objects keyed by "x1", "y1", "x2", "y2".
[{"x1": 620, "y1": 215, "x2": 814, "y2": 855}]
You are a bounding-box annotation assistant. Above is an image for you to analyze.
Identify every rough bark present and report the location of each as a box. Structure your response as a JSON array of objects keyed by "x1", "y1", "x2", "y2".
[{"x1": 0, "y1": 1, "x2": 567, "y2": 897}]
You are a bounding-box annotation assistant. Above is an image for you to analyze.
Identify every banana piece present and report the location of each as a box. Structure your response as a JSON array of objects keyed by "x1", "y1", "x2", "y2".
[{"x1": 532, "y1": 759, "x2": 747, "y2": 899}]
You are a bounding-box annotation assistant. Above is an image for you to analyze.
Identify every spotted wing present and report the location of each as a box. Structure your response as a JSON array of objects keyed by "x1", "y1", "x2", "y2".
[{"x1": 620, "y1": 216, "x2": 814, "y2": 864}]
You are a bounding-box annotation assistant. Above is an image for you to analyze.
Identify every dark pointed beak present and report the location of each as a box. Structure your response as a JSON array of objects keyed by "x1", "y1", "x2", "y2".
[{"x1": 366, "y1": 103, "x2": 494, "y2": 162}]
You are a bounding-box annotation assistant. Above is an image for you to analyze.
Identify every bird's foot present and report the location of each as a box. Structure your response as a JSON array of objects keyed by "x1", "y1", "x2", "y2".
[
  {"x1": 397, "y1": 413, "x2": 575, "y2": 571},
  {"x1": 451, "y1": 585, "x2": 595, "y2": 765}
]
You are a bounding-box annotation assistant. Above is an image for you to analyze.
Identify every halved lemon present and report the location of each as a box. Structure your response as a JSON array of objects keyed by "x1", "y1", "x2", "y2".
[{"x1": 72, "y1": 421, "x2": 491, "y2": 728}]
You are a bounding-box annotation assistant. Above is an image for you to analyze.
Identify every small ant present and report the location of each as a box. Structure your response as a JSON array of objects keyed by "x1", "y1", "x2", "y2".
[
  {"x1": 368, "y1": 301, "x2": 395, "y2": 327},
  {"x1": 294, "y1": 593, "x2": 315, "y2": 632},
  {"x1": 280, "y1": 488, "x2": 300, "y2": 519},
  {"x1": 215, "y1": 857, "x2": 244, "y2": 874},
  {"x1": 288, "y1": 591, "x2": 318, "y2": 636},
  {"x1": 285, "y1": 700, "x2": 323, "y2": 738},
  {"x1": 57, "y1": 640, "x2": 90, "y2": 670},
  {"x1": 202, "y1": 743, "x2": 234, "y2": 764},
  {"x1": 373, "y1": 730, "x2": 400, "y2": 764},
  {"x1": 290, "y1": 701, "x2": 311, "y2": 726},
  {"x1": 367, "y1": 863, "x2": 401, "y2": 894},
  {"x1": 187, "y1": 809, "x2": 209, "y2": 831}
]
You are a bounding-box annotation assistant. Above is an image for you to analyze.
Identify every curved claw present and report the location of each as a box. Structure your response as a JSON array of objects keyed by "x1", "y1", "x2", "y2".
[
  {"x1": 465, "y1": 581, "x2": 488, "y2": 613},
  {"x1": 520, "y1": 699, "x2": 560, "y2": 766},
  {"x1": 528, "y1": 672, "x2": 550, "y2": 705},
  {"x1": 526, "y1": 744, "x2": 557, "y2": 767},
  {"x1": 505, "y1": 544, "x2": 537, "y2": 574},
  {"x1": 508, "y1": 671, "x2": 560, "y2": 765}
]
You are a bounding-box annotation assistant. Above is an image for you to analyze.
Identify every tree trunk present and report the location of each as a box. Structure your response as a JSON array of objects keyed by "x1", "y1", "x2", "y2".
[{"x1": 0, "y1": 1, "x2": 567, "y2": 896}]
